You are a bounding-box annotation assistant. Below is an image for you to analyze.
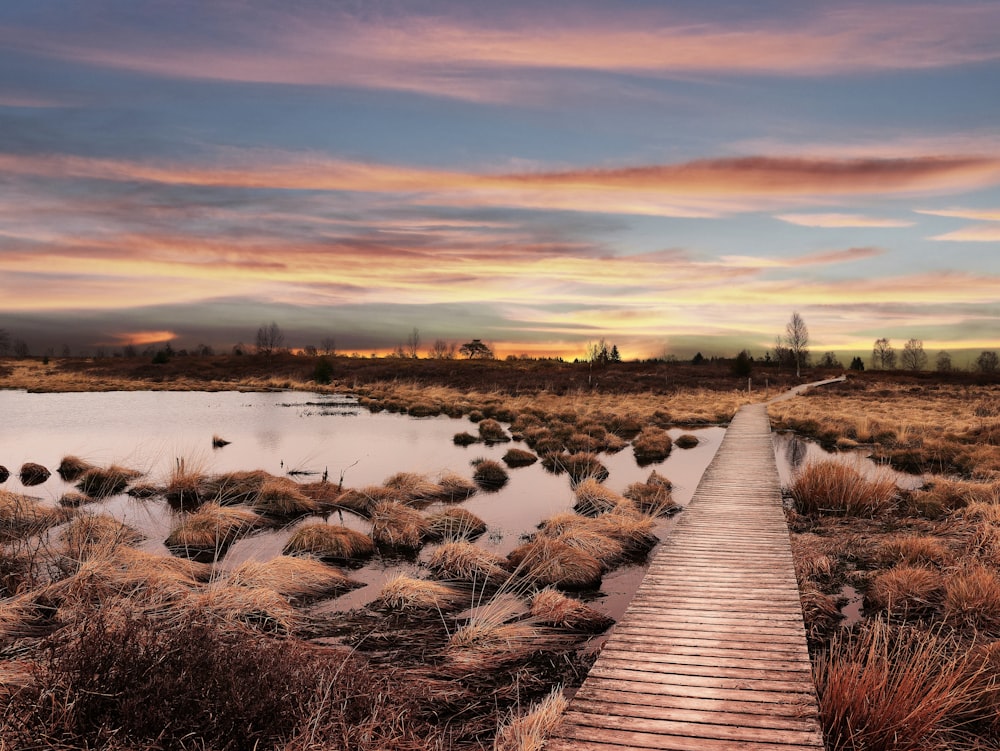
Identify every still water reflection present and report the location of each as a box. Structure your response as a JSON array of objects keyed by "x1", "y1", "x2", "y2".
[{"x1": 1, "y1": 389, "x2": 725, "y2": 617}]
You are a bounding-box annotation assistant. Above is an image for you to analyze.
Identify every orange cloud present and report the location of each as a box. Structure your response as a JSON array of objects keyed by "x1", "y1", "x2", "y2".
[
  {"x1": 721, "y1": 247, "x2": 886, "y2": 268},
  {"x1": 929, "y1": 225, "x2": 1000, "y2": 242},
  {"x1": 2, "y1": 152, "x2": 998, "y2": 219},
  {"x1": 6, "y1": 4, "x2": 999, "y2": 102},
  {"x1": 110, "y1": 330, "x2": 176, "y2": 346},
  {"x1": 773, "y1": 213, "x2": 915, "y2": 228}
]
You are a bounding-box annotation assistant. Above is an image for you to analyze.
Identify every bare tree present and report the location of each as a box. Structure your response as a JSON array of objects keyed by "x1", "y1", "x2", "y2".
[
  {"x1": 122, "y1": 342, "x2": 137, "y2": 358},
  {"x1": 320, "y1": 336, "x2": 336, "y2": 356},
  {"x1": 818, "y1": 351, "x2": 842, "y2": 368},
  {"x1": 255, "y1": 321, "x2": 285, "y2": 356},
  {"x1": 12, "y1": 338, "x2": 30, "y2": 358},
  {"x1": 0, "y1": 328, "x2": 10, "y2": 356},
  {"x1": 900, "y1": 338, "x2": 927, "y2": 371},
  {"x1": 405, "y1": 327, "x2": 421, "y2": 359},
  {"x1": 784, "y1": 312, "x2": 809, "y2": 378},
  {"x1": 429, "y1": 339, "x2": 457, "y2": 359},
  {"x1": 872, "y1": 338, "x2": 896, "y2": 370},
  {"x1": 935, "y1": 350, "x2": 952, "y2": 373},
  {"x1": 976, "y1": 351, "x2": 999, "y2": 373}
]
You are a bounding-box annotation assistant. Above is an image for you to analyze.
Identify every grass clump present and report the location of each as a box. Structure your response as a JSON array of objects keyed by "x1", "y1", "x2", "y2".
[
  {"x1": 529, "y1": 588, "x2": 614, "y2": 633},
  {"x1": 328, "y1": 485, "x2": 396, "y2": 517},
  {"x1": 428, "y1": 541, "x2": 510, "y2": 590},
  {"x1": 876, "y1": 534, "x2": 953, "y2": 568},
  {"x1": 790, "y1": 460, "x2": 897, "y2": 517},
  {"x1": 542, "y1": 452, "x2": 609, "y2": 484},
  {"x1": 632, "y1": 427, "x2": 673, "y2": 464},
  {"x1": 374, "y1": 573, "x2": 467, "y2": 612},
  {"x1": 228, "y1": 555, "x2": 360, "y2": 602},
  {"x1": 508, "y1": 537, "x2": 603, "y2": 591},
  {"x1": 247, "y1": 477, "x2": 319, "y2": 518},
  {"x1": 453, "y1": 431, "x2": 479, "y2": 446},
  {"x1": 941, "y1": 564, "x2": 1000, "y2": 636},
  {"x1": 370, "y1": 501, "x2": 431, "y2": 553},
  {"x1": 866, "y1": 565, "x2": 944, "y2": 620},
  {"x1": 18, "y1": 462, "x2": 50, "y2": 486},
  {"x1": 57, "y1": 455, "x2": 96, "y2": 481},
  {"x1": 675, "y1": 433, "x2": 700, "y2": 449},
  {"x1": 472, "y1": 458, "x2": 510, "y2": 491},
  {"x1": 502, "y1": 448, "x2": 538, "y2": 467},
  {"x1": 283, "y1": 522, "x2": 375, "y2": 565},
  {"x1": 1, "y1": 490, "x2": 74, "y2": 541},
  {"x1": 814, "y1": 619, "x2": 980, "y2": 751},
  {"x1": 60, "y1": 513, "x2": 144, "y2": 557},
  {"x1": 165, "y1": 503, "x2": 261, "y2": 562},
  {"x1": 623, "y1": 470, "x2": 680, "y2": 516},
  {"x1": 478, "y1": 418, "x2": 510, "y2": 443},
  {"x1": 494, "y1": 687, "x2": 568, "y2": 751},
  {"x1": 76, "y1": 464, "x2": 143, "y2": 498},
  {"x1": 573, "y1": 478, "x2": 627, "y2": 516},
  {"x1": 427, "y1": 507, "x2": 488, "y2": 540},
  {"x1": 437, "y1": 471, "x2": 478, "y2": 502}
]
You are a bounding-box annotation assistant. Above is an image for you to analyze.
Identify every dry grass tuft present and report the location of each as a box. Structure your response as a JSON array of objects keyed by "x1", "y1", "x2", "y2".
[
  {"x1": 248, "y1": 477, "x2": 320, "y2": 518},
  {"x1": 374, "y1": 574, "x2": 467, "y2": 612},
  {"x1": 331, "y1": 485, "x2": 397, "y2": 517},
  {"x1": 0, "y1": 490, "x2": 74, "y2": 541},
  {"x1": 876, "y1": 534, "x2": 953, "y2": 568},
  {"x1": 57, "y1": 455, "x2": 96, "y2": 481},
  {"x1": 942, "y1": 564, "x2": 1000, "y2": 636},
  {"x1": 573, "y1": 478, "x2": 627, "y2": 516},
  {"x1": 76, "y1": 464, "x2": 143, "y2": 498},
  {"x1": 163, "y1": 458, "x2": 209, "y2": 509},
  {"x1": 283, "y1": 523, "x2": 375, "y2": 565},
  {"x1": 370, "y1": 501, "x2": 431, "y2": 552},
  {"x1": 228, "y1": 555, "x2": 360, "y2": 602},
  {"x1": 383, "y1": 471, "x2": 442, "y2": 505},
  {"x1": 165, "y1": 503, "x2": 261, "y2": 562},
  {"x1": 502, "y1": 448, "x2": 538, "y2": 468},
  {"x1": 866, "y1": 565, "x2": 944, "y2": 620},
  {"x1": 623, "y1": 470, "x2": 680, "y2": 516},
  {"x1": 547, "y1": 526, "x2": 624, "y2": 571},
  {"x1": 814, "y1": 618, "x2": 980, "y2": 751},
  {"x1": 588, "y1": 506, "x2": 660, "y2": 557},
  {"x1": 18, "y1": 462, "x2": 50, "y2": 486},
  {"x1": 508, "y1": 537, "x2": 603, "y2": 591},
  {"x1": 453, "y1": 431, "x2": 479, "y2": 446},
  {"x1": 529, "y1": 588, "x2": 614, "y2": 633},
  {"x1": 478, "y1": 418, "x2": 510, "y2": 443},
  {"x1": 790, "y1": 460, "x2": 897, "y2": 517},
  {"x1": 632, "y1": 427, "x2": 673, "y2": 463},
  {"x1": 800, "y1": 584, "x2": 844, "y2": 648},
  {"x1": 494, "y1": 687, "x2": 568, "y2": 751},
  {"x1": 436, "y1": 471, "x2": 478, "y2": 502},
  {"x1": 675, "y1": 434, "x2": 700, "y2": 449},
  {"x1": 472, "y1": 458, "x2": 510, "y2": 491},
  {"x1": 190, "y1": 583, "x2": 301, "y2": 635},
  {"x1": 542, "y1": 452, "x2": 609, "y2": 484},
  {"x1": 426, "y1": 507, "x2": 488, "y2": 540},
  {"x1": 58, "y1": 492, "x2": 94, "y2": 508},
  {"x1": 909, "y1": 479, "x2": 999, "y2": 519},
  {"x1": 60, "y1": 513, "x2": 144, "y2": 557},
  {"x1": 428, "y1": 541, "x2": 510, "y2": 589}
]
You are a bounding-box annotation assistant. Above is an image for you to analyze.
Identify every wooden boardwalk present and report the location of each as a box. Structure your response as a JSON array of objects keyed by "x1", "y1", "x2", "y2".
[{"x1": 548, "y1": 402, "x2": 824, "y2": 751}]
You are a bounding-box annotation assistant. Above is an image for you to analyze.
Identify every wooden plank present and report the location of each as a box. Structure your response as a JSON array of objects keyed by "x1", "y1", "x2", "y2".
[{"x1": 548, "y1": 403, "x2": 824, "y2": 750}]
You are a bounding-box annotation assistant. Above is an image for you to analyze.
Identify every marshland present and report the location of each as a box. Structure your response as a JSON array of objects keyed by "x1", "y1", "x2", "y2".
[{"x1": 2, "y1": 355, "x2": 1000, "y2": 750}]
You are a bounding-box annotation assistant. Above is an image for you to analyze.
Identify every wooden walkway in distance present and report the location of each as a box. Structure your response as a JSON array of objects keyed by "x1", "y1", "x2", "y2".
[{"x1": 547, "y1": 402, "x2": 825, "y2": 751}]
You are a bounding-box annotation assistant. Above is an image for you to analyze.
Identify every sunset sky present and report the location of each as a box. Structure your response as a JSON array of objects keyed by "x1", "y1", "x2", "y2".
[{"x1": 1, "y1": 1, "x2": 999, "y2": 362}]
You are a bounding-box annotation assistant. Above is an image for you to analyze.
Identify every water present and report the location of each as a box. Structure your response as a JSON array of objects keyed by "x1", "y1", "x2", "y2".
[{"x1": 0, "y1": 389, "x2": 725, "y2": 617}]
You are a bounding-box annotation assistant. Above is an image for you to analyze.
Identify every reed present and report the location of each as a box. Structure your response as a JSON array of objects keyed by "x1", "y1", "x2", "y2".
[
  {"x1": 374, "y1": 573, "x2": 467, "y2": 612},
  {"x1": 164, "y1": 503, "x2": 261, "y2": 562},
  {"x1": 282, "y1": 522, "x2": 375, "y2": 564},
  {"x1": 814, "y1": 618, "x2": 980, "y2": 751},
  {"x1": 370, "y1": 501, "x2": 430, "y2": 553},
  {"x1": 790, "y1": 460, "x2": 897, "y2": 516},
  {"x1": 228, "y1": 555, "x2": 360, "y2": 602},
  {"x1": 426, "y1": 507, "x2": 488, "y2": 540},
  {"x1": 529, "y1": 588, "x2": 614, "y2": 633}
]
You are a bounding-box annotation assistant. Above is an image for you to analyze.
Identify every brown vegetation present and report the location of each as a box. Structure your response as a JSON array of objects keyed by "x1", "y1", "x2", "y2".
[
  {"x1": 282, "y1": 523, "x2": 375, "y2": 565},
  {"x1": 165, "y1": 504, "x2": 262, "y2": 562}
]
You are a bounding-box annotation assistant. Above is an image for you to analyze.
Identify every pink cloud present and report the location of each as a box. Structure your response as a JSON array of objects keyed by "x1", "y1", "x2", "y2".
[{"x1": 774, "y1": 213, "x2": 914, "y2": 228}]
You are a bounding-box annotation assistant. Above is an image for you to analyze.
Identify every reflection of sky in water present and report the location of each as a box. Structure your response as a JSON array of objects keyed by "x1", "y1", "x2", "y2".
[
  {"x1": 771, "y1": 431, "x2": 924, "y2": 490},
  {"x1": 1, "y1": 389, "x2": 726, "y2": 617}
]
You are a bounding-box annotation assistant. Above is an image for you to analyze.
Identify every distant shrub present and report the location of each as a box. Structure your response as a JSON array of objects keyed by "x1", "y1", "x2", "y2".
[{"x1": 313, "y1": 356, "x2": 334, "y2": 384}]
